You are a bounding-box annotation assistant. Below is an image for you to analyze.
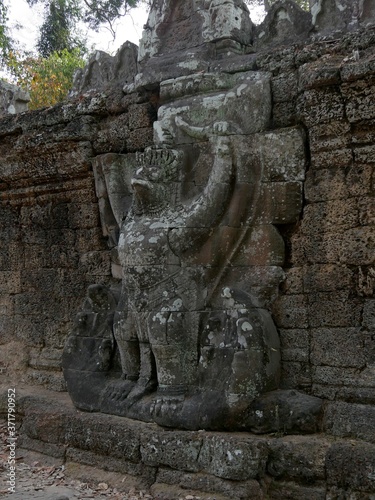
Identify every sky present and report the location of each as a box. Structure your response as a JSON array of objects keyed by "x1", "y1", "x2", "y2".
[
  {"x1": 8, "y1": 0, "x2": 265, "y2": 57},
  {"x1": 8, "y1": 0, "x2": 149, "y2": 55}
]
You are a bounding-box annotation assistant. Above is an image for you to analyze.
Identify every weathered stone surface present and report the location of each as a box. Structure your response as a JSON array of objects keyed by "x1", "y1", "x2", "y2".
[
  {"x1": 246, "y1": 390, "x2": 323, "y2": 434},
  {"x1": 310, "y1": 327, "x2": 367, "y2": 368},
  {"x1": 138, "y1": 0, "x2": 253, "y2": 65},
  {"x1": 255, "y1": 0, "x2": 312, "y2": 48},
  {"x1": 2, "y1": 2, "x2": 375, "y2": 494},
  {"x1": 156, "y1": 468, "x2": 262, "y2": 499},
  {"x1": 71, "y1": 42, "x2": 138, "y2": 94},
  {"x1": 326, "y1": 441, "x2": 375, "y2": 492},
  {"x1": 267, "y1": 435, "x2": 331, "y2": 481},
  {"x1": 267, "y1": 481, "x2": 326, "y2": 500},
  {"x1": 324, "y1": 400, "x2": 375, "y2": 443},
  {"x1": 0, "y1": 80, "x2": 30, "y2": 117},
  {"x1": 198, "y1": 434, "x2": 268, "y2": 480}
]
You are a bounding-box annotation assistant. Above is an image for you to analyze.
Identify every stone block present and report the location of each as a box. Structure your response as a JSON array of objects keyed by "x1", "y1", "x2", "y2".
[
  {"x1": 0, "y1": 271, "x2": 21, "y2": 294},
  {"x1": 302, "y1": 199, "x2": 358, "y2": 234},
  {"x1": 256, "y1": 47, "x2": 295, "y2": 73},
  {"x1": 299, "y1": 59, "x2": 342, "y2": 90},
  {"x1": 13, "y1": 316, "x2": 45, "y2": 346},
  {"x1": 19, "y1": 434, "x2": 65, "y2": 458},
  {"x1": 363, "y1": 300, "x2": 375, "y2": 330},
  {"x1": 279, "y1": 329, "x2": 309, "y2": 362},
  {"x1": 303, "y1": 264, "x2": 354, "y2": 292},
  {"x1": 93, "y1": 114, "x2": 129, "y2": 154},
  {"x1": 342, "y1": 81, "x2": 375, "y2": 123},
  {"x1": 293, "y1": 233, "x2": 344, "y2": 264},
  {"x1": 313, "y1": 365, "x2": 375, "y2": 390},
  {"x1": 354, "y1": 144, "x2": 375, "y2": 163},
  {"x1": 65, "y1": 413, "x2": 142, "y2": 462},
  {"x1": 198, "y1": 434, "x2": 268, "y2": 481},
  {"x1": 308, "y1": 292, "x2": 362, "y2": 328},
  {"x1": 326, "y1": 441, "x2": 375, "y2": 491},
  {"x1": 280, "y1": 361, "x2": 311, "y2": 390},
  {"x1": 271, "y1": 72, "x2": 299, "y2": 102},
  {"x1": 297, "y1": 88, "x2": 345, "y2": 127},
  {"x1": 358, "y1": 196, "x2": 375, "y2": 225},
  {"x1": 68, "y1": 203, "x2": 100, "y2": 230},
  {"x1": 258, "y1": 182, "x2": 303, "y2": 225},
  {"x1": 234, "y1": 224, "x2": 285, "y2": 266},
  {"x1": 272, "y1": 101, "x2": 298, "y2": 128},
  {"x1": 310, "y1": 327, "x2": 366, "y2": 368},
  {"x1": 267, "y1": 481, "x2": 326, "y2": 500},
  {"x1": 156, "y1": 469, "x2": 262, "y2": 499},
  {"x1": 310, "y1": 148, "x2": 352, "y2": 169},
  {"x1": 126, "y1": 127, "x2": 154, "y2": 152},
  {"x1": 341, "y1": 56, "x2": 375, "y2": 82},
  {"x1": 140, "y1": 430, "x2": 203, "y2": 472},
  {"x1": 308, "y1": 120, "x2": 351, "y2": 153},
  {"x1": 281, "y1": 267, "x2": 303, "y2": 295},
  {"x1": 267, "y1": 435, "x2": 331, "y2": 481},
  {"x1": 66, "y1": 448, "x2": 156, "y2": 484},
  {"x1": 75, "y1": 228, "x2": 107, "y2": 253},
  {"x1": 79, "y1": 251, "x2": 111, "y2": 276},
  {"x1": 339, "y1": 227, "x2": 375, "y2": 265},
  {"x1": 128, "y1": 103, "x2": 156, "y2": 130},
  {"x1": 272, "y1": 294, "x2": 308, "y2": 329},
  {"x1": 304, "y1": 168, "x2": 347, "y2": 202},
  {"x1": 254, "y1": 127, "x2": 305, "y2": 182}
]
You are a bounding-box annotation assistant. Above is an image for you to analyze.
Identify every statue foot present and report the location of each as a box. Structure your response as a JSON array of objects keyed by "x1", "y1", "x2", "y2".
[
  {"x1": 106, "y1": 378, "x2": 136, "y2": 402},
  {"x1": 151, "y1": 394, "x2": 184, "y2": 418},
  {"x1": 127, "y1": 377, "x2": 157, "y2": 403},
  {"x1": 150, "y1": 386, "x2": 186, "y2": 426}
]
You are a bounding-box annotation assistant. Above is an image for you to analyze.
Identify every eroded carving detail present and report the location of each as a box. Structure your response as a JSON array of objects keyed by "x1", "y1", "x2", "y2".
[{"x1": 62, "y1": 64, "x2": 310, "y2": 429}]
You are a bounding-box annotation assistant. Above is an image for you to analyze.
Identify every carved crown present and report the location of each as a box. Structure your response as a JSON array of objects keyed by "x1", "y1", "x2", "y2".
[{"x1": 135, "y1": 147, "x2": 184, "y2": 182}]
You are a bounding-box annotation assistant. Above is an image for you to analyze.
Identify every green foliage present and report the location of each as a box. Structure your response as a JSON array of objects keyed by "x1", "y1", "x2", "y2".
[
  {"x1": 10, "y1": 48, "x2": 85, "y2": 109},
  {"x1": 27, "y1": 0, "x2": 86, "y2": 57},
  {"x1": 0, "y1": 0, "x2": 14, "y2": 67}
]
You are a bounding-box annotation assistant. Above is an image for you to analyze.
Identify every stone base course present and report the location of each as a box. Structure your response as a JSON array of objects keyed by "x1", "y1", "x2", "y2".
[{"x1": 2, "y1": 386, "x2": 375, "y2": 498}]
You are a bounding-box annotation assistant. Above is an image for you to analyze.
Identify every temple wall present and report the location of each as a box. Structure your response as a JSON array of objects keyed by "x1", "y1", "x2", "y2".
[
  {"x1": 0, "y1": 90, "x2": 157, "y2": 389},
  {"x1": 0, "y1": 1, "x2": 375, "y2": 497}
]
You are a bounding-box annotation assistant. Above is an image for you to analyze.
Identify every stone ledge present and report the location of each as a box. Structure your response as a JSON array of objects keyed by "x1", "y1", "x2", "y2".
[{"x1": 2, "y1": 385, "x2": 375, "y2": 497}]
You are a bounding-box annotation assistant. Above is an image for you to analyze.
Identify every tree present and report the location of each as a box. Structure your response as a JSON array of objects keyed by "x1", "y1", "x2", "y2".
[
  {"x1": 27, "y1": 0, "x2": 86, "y2": 57},
  {"x1": 0, "y1": 0, "x2": 14, "y2": 68},
  {"x1": 81, "y1": 0, "x2": 139, "y2": 39},
  {"x1": 10, "y1": 48, "x2": 85, "y2": 109}
]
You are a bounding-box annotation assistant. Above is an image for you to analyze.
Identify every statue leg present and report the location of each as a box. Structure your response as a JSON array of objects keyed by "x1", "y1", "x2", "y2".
[
  {"x1": 126, "y1": 307, "x2": 158, "y2": 402},
  {"x1": 149, "y1": 303, "x2": 200, "y2": 397},
  {"x1": 108, "y1": 298, "x2": 139, "y2": 401}
]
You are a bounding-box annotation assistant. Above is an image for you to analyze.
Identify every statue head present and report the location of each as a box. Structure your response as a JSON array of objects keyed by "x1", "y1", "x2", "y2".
[{"x1": 131, "y1": 147, "x2": 184, "y2": 214}]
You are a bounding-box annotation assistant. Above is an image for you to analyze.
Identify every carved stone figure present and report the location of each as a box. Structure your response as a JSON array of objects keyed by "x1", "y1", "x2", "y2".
[
  {"x1": 63, "y1": 0, "x2": 312, "y2": 430},
  {"x1": 110, "y1": 120, "x2": 235, "y2": 406}
]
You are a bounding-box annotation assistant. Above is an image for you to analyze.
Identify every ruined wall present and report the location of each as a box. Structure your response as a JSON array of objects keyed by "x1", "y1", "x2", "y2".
[
  {"x1": 0, "y1": 78, "x2": 157, "y2": 389},
  {"x1": 1, "y1": 0, "x2": 375, "y2": 497}
]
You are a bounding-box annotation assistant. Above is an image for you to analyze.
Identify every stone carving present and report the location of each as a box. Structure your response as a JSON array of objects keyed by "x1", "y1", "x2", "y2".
[
  {"x1": 255, "y1": 0, "x2": 312, "y2": 48},
  {"x1": 0, "y1": 80, "x2": 30, "y2": 117},
  {"x1": 70, "y1": 42, "x2": 138, "y2": 95},
  {"x1": 63, "y1": 66, "x2": 310, "y2": 429}
]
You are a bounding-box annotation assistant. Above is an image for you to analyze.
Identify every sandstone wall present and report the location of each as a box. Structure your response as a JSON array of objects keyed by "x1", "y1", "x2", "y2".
[
  {"x1": 0, "y1": 89, "x2": 157, "y2": 389},
  {"x1": 0, "y1": 3, "x2": 375, "y2": 497}
]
